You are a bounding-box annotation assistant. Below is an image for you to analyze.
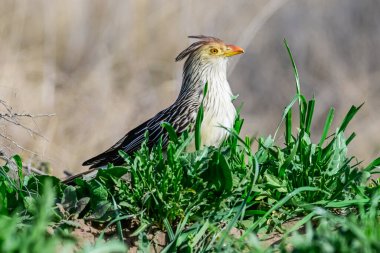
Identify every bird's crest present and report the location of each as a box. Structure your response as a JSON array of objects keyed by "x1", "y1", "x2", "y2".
[{"x1": 175, "y1": 35, "x2": 223, "y2": 62}]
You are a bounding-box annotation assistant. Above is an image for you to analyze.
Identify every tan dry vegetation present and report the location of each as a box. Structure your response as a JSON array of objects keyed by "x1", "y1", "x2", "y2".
[{"x1": 0, "y1": 0, "x2": 379, "y2": 176}]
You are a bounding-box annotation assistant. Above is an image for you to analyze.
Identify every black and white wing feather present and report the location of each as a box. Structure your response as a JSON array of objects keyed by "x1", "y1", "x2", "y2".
[{"x1": 82, "y1": 103, "x2": 195, "y2": 169}]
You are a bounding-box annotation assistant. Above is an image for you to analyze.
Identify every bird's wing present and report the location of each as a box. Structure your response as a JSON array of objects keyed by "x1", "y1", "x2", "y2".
[{"x1": 82, "y1": 104, "x2": 191, "y2": 168}]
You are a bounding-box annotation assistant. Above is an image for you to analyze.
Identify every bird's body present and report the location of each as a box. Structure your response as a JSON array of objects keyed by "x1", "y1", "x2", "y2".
[{"x1": 80, "y1": 35, "x2": 243, "y2": 170}]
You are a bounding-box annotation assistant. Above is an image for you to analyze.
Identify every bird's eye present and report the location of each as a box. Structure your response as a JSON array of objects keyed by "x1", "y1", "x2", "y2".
[{"x1": 210, "y1": 48, "x2": 219, "y2": 54}]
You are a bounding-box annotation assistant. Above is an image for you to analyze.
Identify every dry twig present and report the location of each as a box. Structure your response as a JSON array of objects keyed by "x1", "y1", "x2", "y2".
[{"x1": 0, "y1": 99, "x2": 55, "y2": 156}]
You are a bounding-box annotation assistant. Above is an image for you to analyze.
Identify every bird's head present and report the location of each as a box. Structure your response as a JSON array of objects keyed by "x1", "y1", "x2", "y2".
[{"x1": 175, "y1": 35, "x2": 244, "y2": 63}]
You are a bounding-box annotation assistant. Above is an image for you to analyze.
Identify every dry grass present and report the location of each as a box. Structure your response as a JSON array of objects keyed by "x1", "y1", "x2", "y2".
[{"x1": 0, "y1": 0, "x2": 379, "y2": 176}]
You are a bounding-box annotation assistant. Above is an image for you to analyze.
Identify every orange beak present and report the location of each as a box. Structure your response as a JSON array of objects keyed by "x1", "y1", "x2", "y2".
[{"x1": 224, "y1": 44, "x2": 244, "y2": 57}]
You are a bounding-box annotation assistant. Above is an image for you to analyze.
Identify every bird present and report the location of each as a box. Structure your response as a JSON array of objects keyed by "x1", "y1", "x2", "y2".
[{"x1": 63, "y1": 35, "x2": 243, "y2": 183}]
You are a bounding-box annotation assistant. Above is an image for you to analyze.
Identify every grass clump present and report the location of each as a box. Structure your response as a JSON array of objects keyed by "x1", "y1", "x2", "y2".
[
  {"x1": 256, "y1": 42, "x2": 370, "y2": 205},
  {"x1": 0, "y1": 179, "x2": 69, "y2": 253},
  {"x1": 0, "y1": 40, "x2": 379, "y2": 252},
  {"x1": 0, "y1": 157, "x2": 126, "y2": 253},
  {"x1": 282, "y1": 193, "x2": 380, "y2": 253}
]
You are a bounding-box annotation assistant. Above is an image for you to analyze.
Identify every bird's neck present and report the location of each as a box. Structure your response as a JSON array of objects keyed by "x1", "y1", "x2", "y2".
[{"x1": 177, "y1": 55, "x2": 232, "y2": 104}]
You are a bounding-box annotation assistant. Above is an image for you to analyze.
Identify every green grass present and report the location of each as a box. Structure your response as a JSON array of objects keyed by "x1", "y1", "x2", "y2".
[
  {"x1": 0, "y1": 169, "x2": 126, "y2": 253},
  {"x1": 0, "y1": 40, "x2": 379, "y2": 252},
  {"x1": 281, "y1": 197, "x2": 380, "y2": 253}
]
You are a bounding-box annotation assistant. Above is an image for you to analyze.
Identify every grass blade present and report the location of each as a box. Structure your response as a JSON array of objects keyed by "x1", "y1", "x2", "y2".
[
  {"x1": 130, "y1": 220, "x2": 150, "y2": 237},
  {"x1": 318, "y1": 107, "x2": 335, "y2": 147},
  {"x1": 285, "y1": 109, "x2": 292, "y2": 145},
  {"x1": 274, "y1": 95, "x2": 299, "y2": 139},
  {"x1": 346, "y1": 132, "x2": 356, "y2": 145},
  {"x1": 338, "y1": 103, "x2": 363, "y2": 133},
  {"x1": 304, "y1": 98, "x2": 315, "y2": 135},
  {"x1": 161, "y1": 122, "x2": 179, "y2": 144},
  {"x1": 195, "y1": 83, "x2": 208, "y2": 150},
  {"x1": 164, "y1": 218, "x2": 175, "y2": 241},
  {"x1": 283, "y1": 210, "x2": 317, "y2": 237},
  {"x1": 242, "y1": 186, "x2": 322, "y2": 237},
  {"x1": 190, "y1": 220, "x2": 210, "y2": 248},
  {"x1": 284, "y1": 39, "x2": 300, "y2": 96},
  {"x1": 284, "y1": 39, "x2": 308, "y2": 130},
  {"x1": 364, "y1": 157, "x2": 380, "y2": 172}
]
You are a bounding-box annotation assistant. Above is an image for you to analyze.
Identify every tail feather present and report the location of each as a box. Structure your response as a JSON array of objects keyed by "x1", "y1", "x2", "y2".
[
  {"x1": 82, "y1": 150, "x2": 125, "y2": 169},
  {"x1": 82, "y1": 151, "x2": 112, "y2": 167},
  {"x1": 62, "y1": 169, "x2": 99, "y2": 184},
  {"x1": 69, "y1": 105, "x2": 185, "y2": 183}
]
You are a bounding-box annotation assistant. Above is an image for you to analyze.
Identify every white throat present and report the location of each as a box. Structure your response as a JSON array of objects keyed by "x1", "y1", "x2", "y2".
[{"x1": 199, "y1": 58, "x2": 236, "y2": 147}]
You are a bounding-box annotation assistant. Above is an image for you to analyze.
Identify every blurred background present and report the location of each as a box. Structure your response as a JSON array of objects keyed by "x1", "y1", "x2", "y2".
[{"x1": 0, "y1": 0, "x2": 379, "y2": 176}]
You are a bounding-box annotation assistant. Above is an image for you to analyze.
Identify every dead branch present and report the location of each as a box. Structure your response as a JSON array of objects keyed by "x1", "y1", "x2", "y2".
[{"x1": 0, "y1": 99, "x2": 55, "y2": 156}]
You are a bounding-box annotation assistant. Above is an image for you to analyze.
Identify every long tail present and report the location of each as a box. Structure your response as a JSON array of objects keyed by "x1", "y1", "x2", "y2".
[
  {"x1": 82, "y1": 150, "x2": 124, "y2": 169},
  {"x1": 61, "y1": 169, "x2": 99, "y2": 184}
]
